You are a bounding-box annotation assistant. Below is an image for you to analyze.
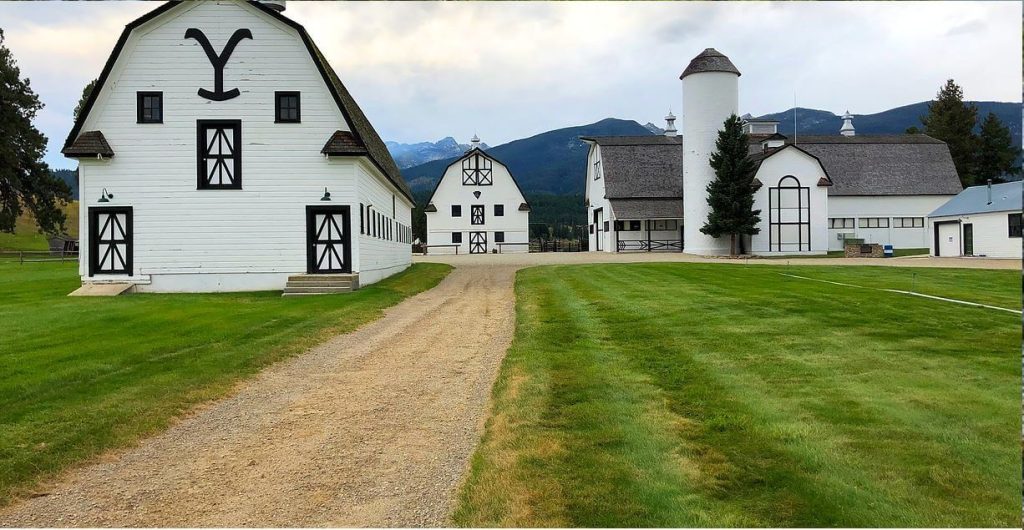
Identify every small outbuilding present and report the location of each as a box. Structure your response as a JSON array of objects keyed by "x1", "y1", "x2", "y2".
[{"x1": 928, "y1": 181, "x2": 1022, "y2": 258}]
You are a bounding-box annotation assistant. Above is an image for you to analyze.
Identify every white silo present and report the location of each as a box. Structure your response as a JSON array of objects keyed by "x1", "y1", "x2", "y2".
[{"x1": 680, "y1": 48, "x2": 740, "y2": 255}]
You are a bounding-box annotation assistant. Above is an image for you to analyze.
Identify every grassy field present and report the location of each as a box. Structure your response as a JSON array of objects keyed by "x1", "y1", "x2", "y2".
[
  {"x1": 0, "y1": 202, "x2": 79, "y2": 252},
  {"x1": 0, "y1": 261, "x2": 450, "y2": 506},
  {"x1": 455, "y1": 263, "x2": 1021, "y2": 527}
]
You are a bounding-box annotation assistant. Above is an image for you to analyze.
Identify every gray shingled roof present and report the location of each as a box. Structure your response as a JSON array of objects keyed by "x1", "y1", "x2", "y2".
[
  {"x1": 610, "y1": 198, "x2": 683, "y2": 219},
  {"x1": 321, "y1": 130, "x2": 367, "y2": 155},
  {"x1": 582, "y1": 136, "x2": 682, "y2": 199},
  {"x1": 63, "y1": 131, "x2": 114, "y2": 158},
  {"x1": 929, "y1": 181, "x2": 1022, "y2": 217},
  {"x1": 788, "y1": 135, "x2": 962, "y2": 196},
  {"x1": 680, "y1": 48, "x2": 741, "y2": 79}
]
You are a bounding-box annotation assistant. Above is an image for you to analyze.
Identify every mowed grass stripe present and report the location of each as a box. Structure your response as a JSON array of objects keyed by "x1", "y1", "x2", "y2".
[
  {"x1": 456, "y1": 263, "x2": 1019, "y2": 527},
  {"x1": 0, "y1": 261, "x2": 451, "y2": 506}
]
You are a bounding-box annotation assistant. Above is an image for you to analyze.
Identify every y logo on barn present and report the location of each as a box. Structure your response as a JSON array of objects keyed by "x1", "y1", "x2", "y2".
[{"x1": 184, "y1": 28, "x2": 253, "y2": 101}]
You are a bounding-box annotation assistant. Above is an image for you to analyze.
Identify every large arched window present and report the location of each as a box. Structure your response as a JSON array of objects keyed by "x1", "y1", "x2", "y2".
[
  {"x1": 768, "y1": 175, "x2": 810, "y2": 252},
  {"x1": 462, "y1": 154, "x2": 493, "y2": 185}
]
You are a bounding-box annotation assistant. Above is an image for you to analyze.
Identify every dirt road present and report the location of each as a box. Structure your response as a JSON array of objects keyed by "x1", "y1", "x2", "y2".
[{"x1": 0, "y1": 265, "x2": 517, "y2": 527}]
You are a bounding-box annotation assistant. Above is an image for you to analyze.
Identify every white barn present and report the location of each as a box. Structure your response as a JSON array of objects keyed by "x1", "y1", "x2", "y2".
[
  {"x1": 63, "y1": 0, "x2": 414, "y2": 293},
  {"x1": 928, "y1": 181, "x2": 1023, "y2": 259},
  {"x1": 584, "y1": 47, "x2": 962, "y2": 256},
  {"x1": 423, "y1": 141, "x2": 531, "y2": 254}
]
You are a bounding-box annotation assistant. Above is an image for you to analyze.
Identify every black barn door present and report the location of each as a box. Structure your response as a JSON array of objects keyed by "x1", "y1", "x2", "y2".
[
  {"x1": 469, "y1": 231, "x2": 487, "y2": 254},
  {"x1": 306, "y1": 206, "x2": 351, "y2": 273},
  {"x1": 89, "y1": 207, "x2": 132, "y2": 276},
  {"x1": 963, "y1": 223, "x2": 974, "y2": 256}
]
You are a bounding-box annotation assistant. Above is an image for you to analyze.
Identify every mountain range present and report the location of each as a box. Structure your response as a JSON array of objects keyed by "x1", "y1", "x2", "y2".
[
  {"x1": 385, "y1": 137, "x2": 489, "y2": 169},
  {"x1": 392, "y1": 101, "x2": 1021, "y2": 200}
]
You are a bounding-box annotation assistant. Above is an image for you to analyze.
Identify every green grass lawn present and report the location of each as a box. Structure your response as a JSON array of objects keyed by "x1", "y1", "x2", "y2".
[
  {"x1": 0, "y1": 261, "x2": 450, "y2": 506},
  {"x1": 455, "y1": 263, "x2": 1021, "y2": 527}
]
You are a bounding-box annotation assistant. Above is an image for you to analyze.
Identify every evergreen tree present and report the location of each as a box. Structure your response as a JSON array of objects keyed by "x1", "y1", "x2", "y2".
[
  {"x1": 975, "y1": 112, "x2": 1020, "y2": 183},
  {"x1": 73, "y1": 78, "x2": 97, "y2": 121},
  {"x1": 920, "y1": 79, "x2": 978, "y2": 187},
  {"x1": 700, "y1": 114, "x2": 761, "y2": 255},
  {"x1": 0, "y1": 29, "x2": 70, "y2": 234},
  {"x1": 905, "y1": 126, "x2": 921, "y2": 134}
]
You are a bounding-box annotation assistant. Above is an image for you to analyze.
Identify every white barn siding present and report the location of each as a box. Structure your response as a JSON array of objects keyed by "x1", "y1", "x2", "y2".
[
  {"x1": 827, "y1": 195, "x2": 952, "y2": 251},
  {"x1": 929, "y1": 212, "x2": 1022, "y2": 259},
  {"x1": 585, "y1": 144, "x2": 614, "y2": 253},
  {"x1": 74, "y1": 1, "x2": 410, "y2": 291},
  {"x1": 356, "y1": 161, "x2": 413, "y2": 285},
  {"x1": 749, "y1": 148, "x2": 829, "y2": 255}
]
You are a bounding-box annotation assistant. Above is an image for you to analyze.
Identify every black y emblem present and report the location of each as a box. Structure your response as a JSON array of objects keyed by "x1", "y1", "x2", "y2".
[{"x1": 184, "y1": 28, "x2": 253, "y2": 101}]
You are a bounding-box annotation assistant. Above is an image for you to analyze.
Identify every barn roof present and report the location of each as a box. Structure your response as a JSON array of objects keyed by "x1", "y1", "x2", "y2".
[
  {"x1": 929, "y1": 181, "x2": 1022, "y2": 217},
  {"x1": 62, "y1": 0, "x2": 411, "y2": 201},
  {"x1": 680, "y1": 48, "x2": 741, "y2": 79},
  {"x1": 63, "y1": 131, "x2": 114, "y2": 158},
  {"x1": 581, "y1": 136, "x2": 683, "y2": 199},
  {"x1": 610, "y1": 198, "x2": 683, "y2": 219},
  {"x1": 787, "y1": 135, "x2": 962, "y2": 196},
  {"x1": 321, "y1": 131, "x2": 367, "y2": 155}
]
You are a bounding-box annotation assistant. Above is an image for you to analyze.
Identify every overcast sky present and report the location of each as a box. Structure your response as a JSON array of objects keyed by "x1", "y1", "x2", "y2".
[{"x1": 2, "y1": 0, "x2": 1020, "y2": 169}]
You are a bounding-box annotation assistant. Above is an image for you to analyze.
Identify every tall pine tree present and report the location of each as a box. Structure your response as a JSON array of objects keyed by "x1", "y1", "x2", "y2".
[
  {"x1": 920, "y1": 79, "x2": 978, "y2": 187},
  {"x1": 700, "y1": 114, "x2": 761, "y2": 255},
  {"x1": 975, "y1": 112, "x2": 1020, "y2": 183},
  {"x1": 0, "y1": 29, "x2": 70, "y2": 234}
]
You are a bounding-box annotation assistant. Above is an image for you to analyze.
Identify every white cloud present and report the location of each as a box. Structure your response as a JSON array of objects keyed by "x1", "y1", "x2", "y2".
[{"x1": 0, "y1": 0, "x2": 1019, "y2": 169}]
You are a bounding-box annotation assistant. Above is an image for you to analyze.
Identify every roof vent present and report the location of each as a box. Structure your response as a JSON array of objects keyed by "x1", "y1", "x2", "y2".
[
  {"x1": 840, "y1": 110, "x2": 855, "y2": 137},
  {"x1": 664, "y1": 110, "x2": 678, "y2": 137},
  {"x1": 261, "y1": 0, "x2": 286, "y2": 12}
]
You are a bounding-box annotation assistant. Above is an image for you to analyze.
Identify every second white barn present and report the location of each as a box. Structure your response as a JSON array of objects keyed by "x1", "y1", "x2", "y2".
[
  {"x1": 928, "y1": 181, "x2": 1023, "y2": 259},
  {"x1": 423, "y1": 141, "x2": 531, "y2": 254}
]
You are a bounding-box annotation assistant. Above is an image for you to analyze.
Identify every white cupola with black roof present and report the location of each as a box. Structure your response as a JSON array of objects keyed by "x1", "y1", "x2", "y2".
[{"x1": 63, "y1": 0, "x2": 415, "y2": 293}]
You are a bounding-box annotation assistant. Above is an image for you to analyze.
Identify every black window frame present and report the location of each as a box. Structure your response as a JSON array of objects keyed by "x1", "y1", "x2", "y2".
[
  {"x1": 494, "y1": 204, "x2": 504, "y2": 217},
  {"x1": 137, "y1": 91, "x2": 163, "y2": 124},
  {"x1": 495, "y1": 231, "x2": 505, "y2": 243},
  {"x1": 1009, "y1": 213, "x2": 1022, "y2": 238},
  {"x1": 471, "y1": 204, "x2": 485, "y2": 225},
  {"x1": 452, "y1": 205, "x2": 462, "y2": 217},
  {"x1": 197, "y1": 119, "x2": 242, "y2": 190},
  {"x1": 452, "y1": 231, "x2": 463, "y2": 244},
  {"x1": 274, "y1": 91, "x2": 301, "y2": 123}
]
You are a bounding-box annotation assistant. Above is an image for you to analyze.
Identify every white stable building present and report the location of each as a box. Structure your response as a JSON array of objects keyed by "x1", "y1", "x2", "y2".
[
  {"x1": 929, "y1": 181, "x2": 1023, "y2": 259},
  {"x1": 63, "y1": 0, "x2": 414, "y2": 293},
  {"x1": 423, "y1": 139, "x2": 531, "y2": 254},
  {"x1": 585, "y1": 48, "x2": 961, "y2": 255}
]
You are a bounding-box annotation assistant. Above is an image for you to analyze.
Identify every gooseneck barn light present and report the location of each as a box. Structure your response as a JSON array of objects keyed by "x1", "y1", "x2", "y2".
[{"x1": 97, "y1": 188, "x2": 114, "y2": 203}]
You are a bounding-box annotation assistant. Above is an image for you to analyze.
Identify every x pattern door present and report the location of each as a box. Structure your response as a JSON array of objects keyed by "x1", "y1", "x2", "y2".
[
  {"x1": 198, "y1": 120, "x2": 241, "y2": 188},
  {"x1": 471, "y1": 204, "x2": 485, "y2": 225},
  {"x1": 469, "y1": 231, "x2": 487, "y2": 254},
  {"x1": 90, "y1": 207, "x2": 132, "y2": 276},
  {"x1": 307, "y1": 207, "x2": 351, "y2": 273}
]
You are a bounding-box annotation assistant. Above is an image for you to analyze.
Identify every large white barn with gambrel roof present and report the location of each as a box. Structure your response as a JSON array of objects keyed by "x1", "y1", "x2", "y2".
[{"x1": 63, "y1": 0, "x2": 413, "y2": 293}]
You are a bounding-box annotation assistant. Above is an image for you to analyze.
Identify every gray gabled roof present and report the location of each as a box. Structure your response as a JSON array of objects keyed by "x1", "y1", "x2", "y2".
[
  {"x1": 63, "y1": 131, "x2": 114, "y2": 158},
  {"x1": 786, "y1": 135, "x2": 962, "y2": 196},
  {"x1": 582, "y1": 136, "x2": 682, "y2": 199},
  {"x1": 610, "y1": 198, "x2": 683, "y2": 219},
  {"x1": 929, "y1": 181, "x2": 1022, "y2": 217}
]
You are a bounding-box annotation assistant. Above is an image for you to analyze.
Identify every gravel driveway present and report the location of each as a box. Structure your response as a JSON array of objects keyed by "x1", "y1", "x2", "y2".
[{"x1": 0, "y1": 265, "x2": 518, "y2": 527}]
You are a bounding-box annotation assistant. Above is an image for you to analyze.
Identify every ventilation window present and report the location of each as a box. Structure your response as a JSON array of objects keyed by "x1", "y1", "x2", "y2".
[{"x1": 275, "y1": 91, "x2": 300, "y2": 123}]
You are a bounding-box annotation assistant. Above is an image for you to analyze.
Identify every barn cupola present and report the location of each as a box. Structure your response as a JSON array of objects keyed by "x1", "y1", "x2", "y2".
[
  {"x1": 664, "y1": 110, "x2": 678, "y2": 137},
  {"x1": 261, "y1": 0, "x2": 286, "y2": 12},
  {"x1": 470, "y1": 134, "x2": 481, "y2": 151},
  {"x1": 840, "y1": 110, "x2": 855, "y2": 136}
]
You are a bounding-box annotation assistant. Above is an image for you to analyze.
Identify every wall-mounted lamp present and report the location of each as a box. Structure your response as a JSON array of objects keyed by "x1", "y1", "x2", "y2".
[
  {"x1": 98, "y1": 188, "x2": 114, "y2": 203},
  {"x1": 320, "y1": 187, "x2": 331, "y2": 201}
]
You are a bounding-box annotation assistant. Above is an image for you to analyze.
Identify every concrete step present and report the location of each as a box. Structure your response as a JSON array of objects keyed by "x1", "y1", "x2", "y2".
[
  {"x1": 287, "y1": 274, "x2": 357, "y2": 282},
  {"x1": 282, "y1": 286, "x2": 354, "y2": 295},
  {"x1": 284, "y1": 280, "x2": 353, "y2": 288}
]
